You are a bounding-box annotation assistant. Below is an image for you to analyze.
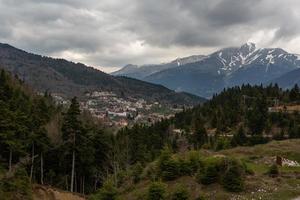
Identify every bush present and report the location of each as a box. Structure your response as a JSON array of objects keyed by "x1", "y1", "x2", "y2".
[
  {"x1": 197, "y1": 164, "x2": 219, "y2": 185},
  {"x1": 178, "y1": 158, "x2": 192, "y2": 176},
  {"x1": 132, "y1": 162, "x2": 143, "y2": 183},
  {"x1": 0, "y1": 168, "x2": 33, "y2": 200},
  {"x1": 89, "y1": 181, "x2": 118, "y2": 200},
  {"x1": 147, "y1": 182, "x2": 166, "y2": 200},
  {"x1": 222, "y1": 163, "x2": 244, "y2": 192},
  {"x1": 160, "y1": 158, "x2": 179, "y2": 180},
  {"x1": 268, "y1": 164, "x2": 279, "y2": 177},
  {"x1": 215, "y1": 137, "x2": 231, "y2": 151},
  {"x1": 158, "y1": 147, "x2": 179, "y2": 180},
  {"x1": 171, "y1": 184, "x2": 189, "y2": 200},
  {"x1": 145, "y1": 162, "x2": 159, "y2": 181}
]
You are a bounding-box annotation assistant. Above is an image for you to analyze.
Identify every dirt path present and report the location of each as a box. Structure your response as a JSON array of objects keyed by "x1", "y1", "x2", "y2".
[{"x1": 33, "y1": 185, "x2": 86, "y2": 200}]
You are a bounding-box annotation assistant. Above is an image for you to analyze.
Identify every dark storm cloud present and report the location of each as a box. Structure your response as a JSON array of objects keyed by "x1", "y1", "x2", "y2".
[{"x1": 0, "y1": 0, "x2": 300, "y2": 71}]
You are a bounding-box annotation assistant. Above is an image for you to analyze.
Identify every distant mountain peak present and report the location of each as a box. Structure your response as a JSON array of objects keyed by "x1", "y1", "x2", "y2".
[{"x1": 240, "y1": 42, "x2": 256, "y2": 55}]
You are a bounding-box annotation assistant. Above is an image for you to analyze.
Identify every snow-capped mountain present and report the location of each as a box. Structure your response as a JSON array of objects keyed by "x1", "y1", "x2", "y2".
[{"x1": 113, "y1": 43, "x2": 300, "y2": 98}]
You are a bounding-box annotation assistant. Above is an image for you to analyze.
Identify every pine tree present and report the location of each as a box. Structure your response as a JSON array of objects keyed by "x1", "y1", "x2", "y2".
[
  {"x1": 62, "y1": 97, "x2": 82, "y2": 192},
  {"x1": 289, "y1": 84, "x2": 300, "y2": 102},
  {"x1": 222, "y1": 163, "x2": 244, "y2": 192},
  {"x1": 193, "y1": 121, "x2": 208, "y2": 149},
  {"x1": 231, "y1": 126, "x2": 247, "y2": 146},
  {"x1": 147, "y1": 182, "x2": 166, "y2": 200}
]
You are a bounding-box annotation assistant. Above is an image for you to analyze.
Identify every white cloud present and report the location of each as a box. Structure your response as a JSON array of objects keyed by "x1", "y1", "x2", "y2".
[{"x1": 0, "y1": 0, "x2": 300, "y2": 72}]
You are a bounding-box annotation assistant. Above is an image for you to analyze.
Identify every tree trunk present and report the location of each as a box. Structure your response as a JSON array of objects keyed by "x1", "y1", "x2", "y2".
[
  {"x1": 30, "y1": 142, "x2": 35, "y2": 182},
  {"x1": 66, "y1": 176, "x2": 69, "y2": 191},
  {"x1": 94, "y1": 177, "x2": 97, "y2": 191},
  {"x1": 82, "y1": 176, "x2": 85, "y2": 195},
  {"x1": 9, "y1": 149, "x2": 12, "y2": 172},
  {"x1": 70, "y1": 149, "x2": 75, "y2": 192},
  {"x1": 40, "y1": 152, "x2": 44, "y2": 184}
]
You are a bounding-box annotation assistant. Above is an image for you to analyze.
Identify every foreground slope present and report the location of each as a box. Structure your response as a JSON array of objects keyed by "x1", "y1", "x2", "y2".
[
  {"x1": 119, "y1": 140, "x2": 300, "y2": 200},
  {"x1": 0, "y1": 43, "x2": 204, "y2": 105}
]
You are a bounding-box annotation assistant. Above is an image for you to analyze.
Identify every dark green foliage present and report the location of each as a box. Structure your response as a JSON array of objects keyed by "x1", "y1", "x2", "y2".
[
  {"x1": 192, "y1": 121, "x2": 208, "y2": 149},
  {"x1": 289, "y1": 84, "x2": 300, "y2": 102},
  {"x1": 147, "y1": 182, "x2": 166, "y2": 200},
  {"x1": 246, "y1": 97, "x2": 268, "y2": 135},
  {"x1": 268, "y1": 164, "x2": 279, "y2": 177},
  {"x1": 0, "y1": 168, "x2": 33, "y2": 200},
  {"x1": 222, "y1": 162, "x2": 244, "y2": 192},
  {"x1": 89, "y1": 181, "x2": 118, "y2": 200},
  {"x1": 215, "y1": 137, "x2": 231, "y2": 151},
  {"x1": 288, "y1": 123, "x2": 300, "y2": 138},
  {"x1": 131, "y1": 162, "x2": 143, "y2": 183},
  {"x1": 231, "y1": 126, "x2": 247, "y2": 146},
  {"x1": 0, "y1": 69, "x2": 113, "y2": 194},
  {"x1": 158, "y1": 147, "x2": 179, "y2": 181},
  {"x1": 197, "y1": 164, "x2": 219, "y2": 185},
  {"x1": 171, "y1": 184, "x2": 190, "y2": 200}
]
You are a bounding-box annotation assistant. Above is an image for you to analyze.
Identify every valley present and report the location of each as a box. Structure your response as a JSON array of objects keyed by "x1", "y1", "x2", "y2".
[{"x1": 2, "y1": 1, "x2": 300, "y2": 199}]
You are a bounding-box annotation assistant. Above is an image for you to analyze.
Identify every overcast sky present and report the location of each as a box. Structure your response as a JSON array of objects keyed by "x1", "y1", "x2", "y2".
[{"x1": 1, "y1": 0, "x2": 300, "y2": 72}]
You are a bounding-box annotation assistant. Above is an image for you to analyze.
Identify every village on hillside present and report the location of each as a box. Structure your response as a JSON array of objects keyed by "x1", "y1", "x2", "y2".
[{"x1": 51, "y1": 90, "x2": 184, "y2": 128}]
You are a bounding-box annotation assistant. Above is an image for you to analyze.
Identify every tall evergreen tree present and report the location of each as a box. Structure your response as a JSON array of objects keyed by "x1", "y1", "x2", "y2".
[{"x1": 62, "y1": 97, "x2": 82, "y2": 192}]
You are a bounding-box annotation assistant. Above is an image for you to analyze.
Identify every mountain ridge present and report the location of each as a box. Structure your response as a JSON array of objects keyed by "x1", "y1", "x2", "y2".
[
  {"x1": 0, "y1": 43, "x2": 205, "y2": 105},
  {"x1": 113, "y1": 43, "x2": 300, "y2": 98}
]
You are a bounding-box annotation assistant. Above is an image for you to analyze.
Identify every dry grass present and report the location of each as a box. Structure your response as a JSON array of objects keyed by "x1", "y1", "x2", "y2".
[{"x1": 120, "y1": 140, "x2": 300, "y2": 200}]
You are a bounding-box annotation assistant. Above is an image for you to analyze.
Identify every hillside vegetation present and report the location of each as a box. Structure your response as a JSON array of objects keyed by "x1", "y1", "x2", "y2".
[
  {"x1": 1, "y1": 68, "x2": 300, "y2": 200},
  {"x1": 115, "y1": 140, "x2": 300, "y2": 200}
]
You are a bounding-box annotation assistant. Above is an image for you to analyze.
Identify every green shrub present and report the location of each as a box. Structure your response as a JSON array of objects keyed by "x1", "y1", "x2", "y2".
[
  {"x1": 268, "y1": 164, "x2": 279, "y2": 177},
  {"x1": 243, "y1": 162, "x2": 254, "y2": 175},
  {"x1": 145, "y1": 162, "x2": 159, "y2": 181},
  {"x1": 222, "y1": 163, "x2": 244, "y2": 192},
  {"x1": 178, "y1": 158, "x2": 192, "y2": 176},
  {"x1": 171, "y1": 184, "x2": 189, "y2": 200},
  {"x1": 132, "y1": 162, "x2": 143, "y2": 183},
  {"x1": 89, "y1": 181, "x2": 118, "y2": 200},
  {"x1": 147, "y1": 182, "x2": 166, "y2": 200},
  {"x1": 197, "y1": 164, "x2": 219, "y2": 185},
  {"x1": 187, "y1": 151, "x2": 203, "y2": 174},
  {"x1": 160, "y1": 158, "x2": 179, "y2": 180},
  {"x1": 158, "y1": 147, "x2": 179, "y2": 180},
  {"x1": 215, "y1": 137, "x2": 231, "y2": 151},
  {"x1": 0, "y1": 168, "x2": 33, "y2": 200}
]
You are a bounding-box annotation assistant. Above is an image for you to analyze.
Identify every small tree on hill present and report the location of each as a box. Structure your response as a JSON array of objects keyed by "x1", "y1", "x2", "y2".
[
  {"x1": 61, "y1": 97, "x2": 82, "y2": 192},
  {"x1": 198, "y1": 164, "x2": 219, "y2": 185},
  {"x1": 89, "y1": 181, "x2": 118, "y2": 200},
  {"x1": 158, "y1": 146, "x2": 179, "y2": 180},
  {"x1": 222, "y1": 162, "x2": 244, "y2": 192},
  {"x1": 171, "y1": 184, "x2": 189, "y2": 200},
  {"x1": 231, "y1": 126, "x2": 247, "y2": 146},
  {"x1": 268, "y1": 164, "x2": 279, "y2": 177},
  {"x1": 147, "y1": 182, "x2": 166, "y2": 200}
]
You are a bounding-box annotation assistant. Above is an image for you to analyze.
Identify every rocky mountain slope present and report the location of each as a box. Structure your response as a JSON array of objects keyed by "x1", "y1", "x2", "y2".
[
  {"x1": 111, "y1": 55, "x2": 206, "y2": 79},
  {"x1": 113, "y1": 43, "x2": 300, "y2": 98}
]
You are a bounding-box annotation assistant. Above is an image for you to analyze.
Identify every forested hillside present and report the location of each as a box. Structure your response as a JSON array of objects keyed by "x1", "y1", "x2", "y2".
[
  {"x1": 0, "y1": 69, "x2": 118, "y2": 198},
  {"x1": 1, "y1": 68, "x2": 300, "y2": 200},
  {"x1": 0, "y1": 43, "x2": 204, "y2": 106}
]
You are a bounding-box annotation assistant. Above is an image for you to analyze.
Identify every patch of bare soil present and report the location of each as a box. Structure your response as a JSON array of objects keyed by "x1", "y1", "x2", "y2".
[{"x1": 33, "y1": 185, "x2": 86, "y2": 200}]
